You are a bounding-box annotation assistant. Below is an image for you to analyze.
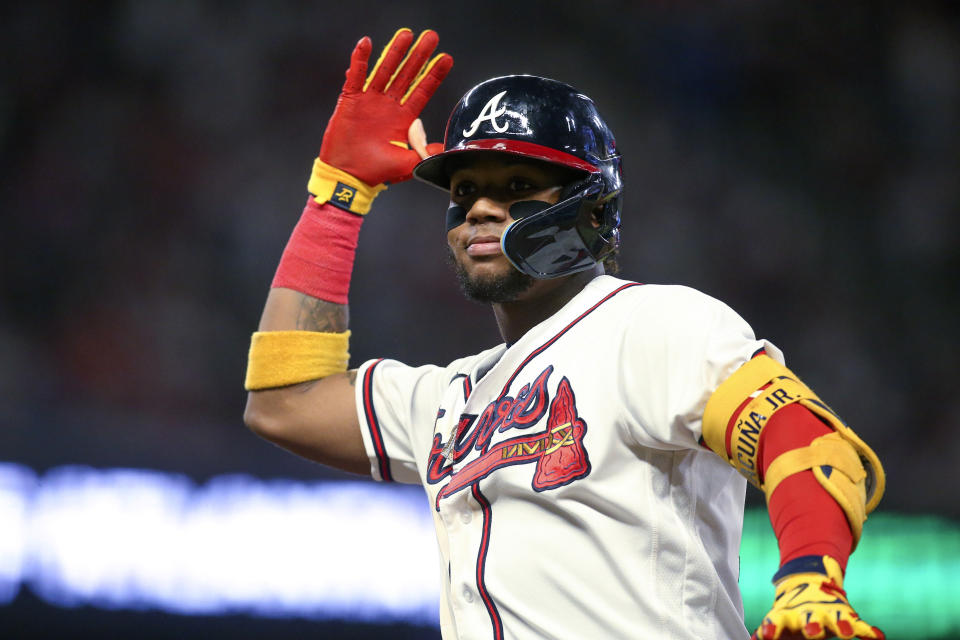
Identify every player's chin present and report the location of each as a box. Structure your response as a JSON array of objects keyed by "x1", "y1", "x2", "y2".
[
  {"x1": 464, "y1": 254, "x2": 512, "y2": 278},
  {"x1": 446, "y1": 249, "x2": 533, "y2": 304}
]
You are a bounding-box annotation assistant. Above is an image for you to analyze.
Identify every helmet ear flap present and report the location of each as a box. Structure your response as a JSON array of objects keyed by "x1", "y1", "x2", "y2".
[
  {"x1": 508, "y1": 199, "x2": 551, "y2": 220},
  {"x1": 560, "y1": 173, "x2": 598, "y2": 200},
  {"x1": 501, "y1": 173, "x2": 614, "y2": 279},
  {"x1": 587, "y1": 200, "x2": 608, "y2": 228}
]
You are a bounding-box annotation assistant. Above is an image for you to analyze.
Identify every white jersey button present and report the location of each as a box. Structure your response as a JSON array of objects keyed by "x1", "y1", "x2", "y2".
[
  {"x1": 462, "y1": 586, "x2": 474, "y2": 603},
  {"x1": 460, "y1": 510, "x2": 472, "y2": 524}
]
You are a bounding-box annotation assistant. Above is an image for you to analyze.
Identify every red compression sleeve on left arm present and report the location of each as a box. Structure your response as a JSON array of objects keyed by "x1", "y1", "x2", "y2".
[
  {"x1": 759, "y1": 403, "x2": 854, "y2": 571},
  {"x1": 271, "y1": 197, "x2": 363, "y2": 304}
]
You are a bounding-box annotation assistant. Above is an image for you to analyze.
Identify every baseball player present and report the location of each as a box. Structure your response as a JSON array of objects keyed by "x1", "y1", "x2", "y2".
[{"x1": 244, "y1": 29, "x2": 886, "y2": 640}]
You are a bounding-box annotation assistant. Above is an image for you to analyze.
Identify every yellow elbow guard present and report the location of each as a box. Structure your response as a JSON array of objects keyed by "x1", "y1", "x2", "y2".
[
  {"x1": 763, "y1": 432, "x2": 869, "y2": 542},
  {"x1": 244, "y1": 330, "x2": 350, "y2": 390},
  {"x1": 702, "y1": 355, "x2": 885, "y2": 545}
]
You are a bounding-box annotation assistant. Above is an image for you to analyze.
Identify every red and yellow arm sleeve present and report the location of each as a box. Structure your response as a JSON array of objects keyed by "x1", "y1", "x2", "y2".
[
  {"x1": 759, "y1": 402, "x2": 854, "y2": 567},
  {"x1": 702, "y1": 354, "x2": 887, "y2": 639},
  {"x1": 701, "y1": 354, "x2": 884, "y2": 550}
]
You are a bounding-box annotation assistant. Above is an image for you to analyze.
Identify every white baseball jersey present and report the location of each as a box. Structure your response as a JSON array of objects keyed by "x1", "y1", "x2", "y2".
[{"x1": 354, "y1": 275, "x2": 782, "y2": 640}]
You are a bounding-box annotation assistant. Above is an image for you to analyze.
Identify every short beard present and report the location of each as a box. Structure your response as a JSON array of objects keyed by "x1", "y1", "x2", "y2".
[{"x1": 446, "y1": 248, "x2": 535, "y2": 304}]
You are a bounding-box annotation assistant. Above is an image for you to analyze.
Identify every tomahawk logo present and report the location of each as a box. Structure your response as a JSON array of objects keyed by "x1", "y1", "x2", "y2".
[
  {"x1": 462, "y1": 90, "x2": 509, "y2": 137},
  {"x1": 427, "y1": 367, "x2": 591, "y2": 510}
]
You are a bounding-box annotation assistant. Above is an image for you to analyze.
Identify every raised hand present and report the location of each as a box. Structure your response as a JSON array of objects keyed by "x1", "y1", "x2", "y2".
[{"x1": 319, "y1": 28, "x2": 453, "y2": 186}]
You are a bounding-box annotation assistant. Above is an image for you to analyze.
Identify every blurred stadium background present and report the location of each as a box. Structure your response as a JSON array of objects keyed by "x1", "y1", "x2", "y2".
[{"x1": 1, "y1": 1, "x2": 958, "y2": 638}]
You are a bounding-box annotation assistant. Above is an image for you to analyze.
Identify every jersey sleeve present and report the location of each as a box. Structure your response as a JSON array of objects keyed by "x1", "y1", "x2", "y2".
[
  {"x1": 617, "y1": 285, "x2": 783, "y2": 450},
  {"x1": 354, "y1": 357, "x2": 449, "y2": 484}
]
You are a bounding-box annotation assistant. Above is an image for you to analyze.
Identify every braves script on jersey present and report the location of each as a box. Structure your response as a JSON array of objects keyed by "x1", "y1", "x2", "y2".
[{"x1": 354, "y1": 276, "x2": 782, "y2": 639}]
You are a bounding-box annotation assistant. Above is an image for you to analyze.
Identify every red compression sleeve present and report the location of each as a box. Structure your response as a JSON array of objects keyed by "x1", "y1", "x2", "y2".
[
  {"x1": 759, "y1": 403, "x2": 854, "y2": 571},
  {"x1": 271, "y1": 197, "x2": 363, "y2": 304}
]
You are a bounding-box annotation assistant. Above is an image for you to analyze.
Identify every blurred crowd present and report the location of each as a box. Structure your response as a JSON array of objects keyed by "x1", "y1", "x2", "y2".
[{"x1": 1, "y1": 1, "x2": 957, "y2": 515}]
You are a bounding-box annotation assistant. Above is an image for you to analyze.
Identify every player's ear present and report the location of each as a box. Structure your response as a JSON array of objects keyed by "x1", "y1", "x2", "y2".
[{"x1": 589, "y1": 204, "x2": 605, "y2": 229}]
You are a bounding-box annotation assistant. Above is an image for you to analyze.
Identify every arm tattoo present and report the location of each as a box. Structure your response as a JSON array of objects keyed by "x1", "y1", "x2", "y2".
[
  {"x1": 295, "y1": 295, "x2": 348, "y2": 332},
  {"x1": 347, "y1": 370, "x2": 358, "y2": 386}
]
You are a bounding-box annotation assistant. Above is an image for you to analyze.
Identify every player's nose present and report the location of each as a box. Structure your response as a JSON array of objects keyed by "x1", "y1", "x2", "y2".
[{"x1": 465, "y1": 196, "x2": 510, "y2": 224}]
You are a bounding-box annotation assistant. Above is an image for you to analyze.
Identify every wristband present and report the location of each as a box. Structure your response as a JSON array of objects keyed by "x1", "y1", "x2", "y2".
[
  {"x1": 245, "y1": 330, "x2": 350, "y2": 390},
  {"x1": 772, "y1": 554, "x2": 830, "y2": 583},
  {"x1": 307, "y1": 158, "x2": 387, "y2": 215}
]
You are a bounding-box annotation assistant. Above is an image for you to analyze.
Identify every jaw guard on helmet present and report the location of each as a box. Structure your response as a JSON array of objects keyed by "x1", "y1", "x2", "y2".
[{"x1": 413, "y1": 75, "x2": 622, "y2": 279}]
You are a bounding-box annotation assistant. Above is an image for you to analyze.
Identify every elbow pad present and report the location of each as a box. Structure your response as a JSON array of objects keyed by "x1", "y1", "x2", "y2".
[{"x1": 702, "y1": 355, "x2": 885, "y2": 545}]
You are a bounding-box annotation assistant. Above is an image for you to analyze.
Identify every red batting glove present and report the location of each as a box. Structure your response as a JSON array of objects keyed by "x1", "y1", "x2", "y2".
[{"x1": 319, "y1": 28, "x2": 453, "y2": 186}]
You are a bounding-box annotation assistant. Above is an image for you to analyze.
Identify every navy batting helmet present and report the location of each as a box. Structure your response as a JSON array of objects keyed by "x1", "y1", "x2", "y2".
[{"x1": 413, "y1": 75, "x2": 622, "y2": 279}]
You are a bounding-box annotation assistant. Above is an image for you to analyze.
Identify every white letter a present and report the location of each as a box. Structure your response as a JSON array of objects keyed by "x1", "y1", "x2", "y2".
[{"x1": 462, "y1": 91, "x2": 509, "y2": 137}]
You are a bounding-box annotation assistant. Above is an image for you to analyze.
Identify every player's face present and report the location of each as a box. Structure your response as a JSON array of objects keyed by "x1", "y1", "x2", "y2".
[{"x1": 446, "y1": 157, "x2": 572, "y2": 304}]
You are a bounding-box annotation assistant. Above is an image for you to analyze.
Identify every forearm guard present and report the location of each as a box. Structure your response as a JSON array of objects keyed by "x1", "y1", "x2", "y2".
[{"x1": 702, "y1": 355, "x2": 885, "y2": 545}]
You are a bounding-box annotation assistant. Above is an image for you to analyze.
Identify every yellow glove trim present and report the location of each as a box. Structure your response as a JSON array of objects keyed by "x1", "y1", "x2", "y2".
[
  {"x1": 245, "y1": 330, "x2": 350, "y2": 390},
  {"x1": 764, "y1": 432, "x2": 869, "y2": 545},
  {"x1": 307, "y1": 158, "x2": 387, "y2": 215},
  {"x1": 401, "y1": 53, "x2": 448, "y2": 106},
  {"x1": 702, "y1": 355, "x2": 885, "y2": 513},
  {"x1": 363, "y1": 28, "x2": 412, "y2": 92},
  {"x1": 384, "y1": 28, "x2": 430, "y2": 94}
]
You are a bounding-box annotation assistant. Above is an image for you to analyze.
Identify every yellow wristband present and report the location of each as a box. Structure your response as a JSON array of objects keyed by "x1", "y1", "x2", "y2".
[
  {"x1": 245, "y1": 330, "x2": 350, "y2": 390},
  {"x1": 307, "y1": 158, "x2": 387, "y2": 215}
]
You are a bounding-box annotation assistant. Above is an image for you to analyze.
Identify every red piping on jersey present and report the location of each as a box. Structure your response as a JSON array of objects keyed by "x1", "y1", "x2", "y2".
[
  {"x1": 362, "y1": 359, "x2": 393, "y2": 482},
  {"x1": 472, "y1": 484, "x2": 504, "y2": 640},
  {"x1": 499, "y1": 282, "x2": 643, "y2": 396},
  {"x1": 454, "y1": 282, "x2": 639, "y2": 640},
  {"x1": 463, "y1": 376, "x2": 473, "y2": 401}
]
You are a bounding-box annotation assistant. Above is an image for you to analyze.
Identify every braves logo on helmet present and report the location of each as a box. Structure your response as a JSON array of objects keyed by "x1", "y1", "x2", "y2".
[{"x1": 462, "y1": 90, "x2": 509, "y2": 137}]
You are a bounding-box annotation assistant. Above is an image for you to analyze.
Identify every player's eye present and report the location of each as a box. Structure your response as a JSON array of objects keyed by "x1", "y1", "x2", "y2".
[
  {"x1": 453, "y1": 181, "x2": 476, "y2": 199},
  {"x1": 509, "y1": 178, "x2": 536, "y2": 192}
]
